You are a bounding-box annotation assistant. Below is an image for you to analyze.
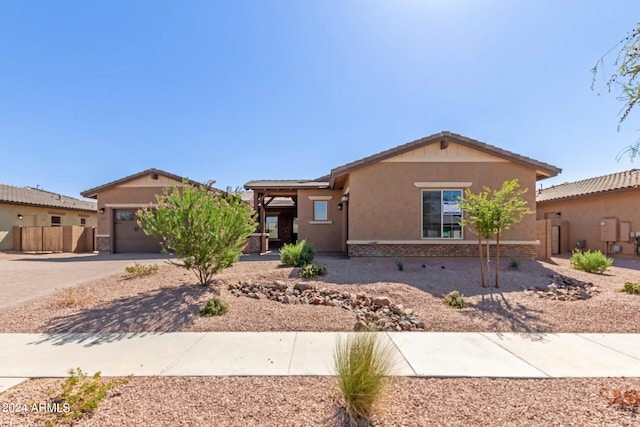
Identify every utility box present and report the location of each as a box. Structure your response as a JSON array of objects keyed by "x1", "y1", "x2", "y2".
[
  {"x1": 620, "y1": 222, "x2": 632, "y2": 242},
  {"x1": 600, "y1": 218, "x2": 619, "y2": 242}
]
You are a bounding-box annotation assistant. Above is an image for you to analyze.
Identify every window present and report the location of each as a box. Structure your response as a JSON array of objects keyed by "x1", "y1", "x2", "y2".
[
  {"x1": 265, "y1": 216, "x2": 278, "y2": 239},
  {"x1": 51, "y1": 216, "x2": 62, "y2": 227},
  {"x1": 80, "y1": 218, "x2": 86, "y2": 227},
  {"x1": 422, "y1": 190, "x2": 463, "y2": 239},
  {"x1": 115, "y1": 211, "x2": 136, "y2": 221},
  {"x1": 313, "y1": 201, "x2": 328, "y2": 221}
]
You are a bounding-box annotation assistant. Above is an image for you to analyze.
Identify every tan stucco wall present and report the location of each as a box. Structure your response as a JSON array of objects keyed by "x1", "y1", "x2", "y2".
[
  {"x1": 95, "y1": 182, "x2": 181, "y2": 252},
  {"x1": 346, "y1": 161, "x2": 538, "y2": 242},
  {"x1": 0, "y1": 203, "x2": 96, "y2": 250},
  {"x1": 537, "y1": 189, "x2": 640, "y2": 255},
  {"x1": 297, "y1": 189, "x2": 344, "y2": 252}
]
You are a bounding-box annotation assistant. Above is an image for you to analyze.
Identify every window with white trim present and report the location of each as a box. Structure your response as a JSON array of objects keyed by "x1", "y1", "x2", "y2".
[
  {"x1": 422, "y1": 190, "x2": 463, "y2": 239},
  {"x1": 313, "y1": 201, "x2": 328, "y2": 221}
]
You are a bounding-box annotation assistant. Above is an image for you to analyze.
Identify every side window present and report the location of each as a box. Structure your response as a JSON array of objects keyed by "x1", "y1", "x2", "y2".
[
  {"x1": 80, "y1": 218, "x2": 86, "y2": 227},
  {"x1": 422, "y1": 190, "x2": 462, "y2": 239},
  {"x1": 313, "y1": 201, "x2": 328, "y2": 221},
  {"x1": 51, "y1": 216, "x2": 62, "y2": 227}
]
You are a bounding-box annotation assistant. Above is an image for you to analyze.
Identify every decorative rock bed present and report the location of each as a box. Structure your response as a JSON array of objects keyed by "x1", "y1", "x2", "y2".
[
  {"x1": 228, "y1": 280, "x2": 425, "y2": 331},
  {"x1": 524, "y1": 274, "x2": 600, "y2": 301}
]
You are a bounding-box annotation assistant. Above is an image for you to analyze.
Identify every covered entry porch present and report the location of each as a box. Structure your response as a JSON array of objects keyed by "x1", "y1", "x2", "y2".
[{"x1": 246, "y1": 180, "x2": 338, "y2": 254}]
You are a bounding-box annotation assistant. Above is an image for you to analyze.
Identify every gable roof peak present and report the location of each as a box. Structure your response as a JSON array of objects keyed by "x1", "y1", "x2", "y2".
[
  {"x1": 81, "y1": 168, "x2": 207, "y2": 199},
  {"x1": 328, "y1": 131, "x2": 561, "y2": 187}
]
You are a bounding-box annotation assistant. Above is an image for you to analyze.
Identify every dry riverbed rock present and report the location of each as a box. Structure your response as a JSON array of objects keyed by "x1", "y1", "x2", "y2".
[{"x1": 229, "y1": 281, "x2": 425, "y2": 331}]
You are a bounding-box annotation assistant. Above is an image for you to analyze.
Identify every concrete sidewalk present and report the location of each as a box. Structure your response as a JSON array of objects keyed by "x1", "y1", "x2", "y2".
[{"x1": 2, "y1": 332, "x2": 640, "y2": 393}]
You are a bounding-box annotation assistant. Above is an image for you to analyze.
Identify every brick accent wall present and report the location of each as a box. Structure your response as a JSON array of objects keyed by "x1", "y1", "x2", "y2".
[
  {"x1": 348, "y1": 243, "x2": 537, "y2": 259},
  {"x1": 96, "y1": 236, "x2": 111, "y2": 253},
  {"x1": 243, "y1": 234, "x2": 266, "y2": 254}
]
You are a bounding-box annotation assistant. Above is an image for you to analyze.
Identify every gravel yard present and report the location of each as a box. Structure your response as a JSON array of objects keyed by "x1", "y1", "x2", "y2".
[{"x1": 2, "y1": 253, "x2": 640, "y2": 426}]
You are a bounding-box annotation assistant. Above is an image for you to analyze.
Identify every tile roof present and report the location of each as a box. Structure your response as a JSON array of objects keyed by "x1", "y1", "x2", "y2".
[
  {"x1": 81, "y1": 168, "x2": 208, "y2": 199},
  {"x1": 329, "y1": 131, "x2": 561, "y2": 186},
  {"x1": 0, "y1": 184, "x2": 96, "y2": 212},
  {"x1": 536, "y1": 169, "x2": 640, "y2": 203}
]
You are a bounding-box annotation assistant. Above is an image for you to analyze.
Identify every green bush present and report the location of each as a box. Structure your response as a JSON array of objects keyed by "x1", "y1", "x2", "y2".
[
  {"x1": 622, "y1": 282, "x2": 640, "y2": 295},
  {"x1": 443, "y1": 290, "x2": 467, "y2": 309},
  {"x1": 125, "y1": 262, "x2": 158, "y2": 277},
  {"x1": 333, "y1": 333, "x2": 395, "y2": 425},
  {"x1": 508, "y1": 255, "x2": 521, "y2": 270},
  {"x1": 45, "y1": 367, "x2": 130, "y2": 426},
  {"x1": 138, "y1": 181, "x2": 257, "y2": 285},
  {"x1": 198, "y1": 298, "x2": 229, "y2": 317},
  {"x1": 298, "y1": 263, "x2": 327, "y2": 278},
  {"x1": 280, "y1": 240, "x2": 316, "y2": 267},
  {"x1": 394, "y1": 257, "x2": 404, "y2": 271},
  {"x1": 570, "y1": 249, "x2": 613, "y2": 274}
]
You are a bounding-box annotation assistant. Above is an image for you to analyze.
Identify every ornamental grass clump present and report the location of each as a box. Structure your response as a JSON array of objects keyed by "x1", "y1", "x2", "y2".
[
  {"x1": 443, "y1": 290, "x2": 467, "y2": 309},
  {"x1": 333, "y1": 333, "x2": 395, "y2": 426},
  {"x1": 622, "y1": 281, "x2": 640, "y2": 295},
  {"x1": 280, "y1": 240, "x2": 316, "y2": 267},
  {"x1": 198, "y1": 297, "x2": 229, "y2": 317},
  {"x1": 124, "y1": 262, "x2": 158, "y2": 277},
  {"x1": 570, "y1": 249, "x2": 613, "y2": 274},
  {"x1": 45, "y1": 367, "x2": 130, "y2": 426},
  {"x1": 298, "y1": 263, "x2": 327, "y2": 278}
]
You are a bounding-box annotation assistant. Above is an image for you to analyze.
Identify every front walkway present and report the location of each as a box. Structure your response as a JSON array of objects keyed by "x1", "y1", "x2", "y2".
[{"x1": 2, "y1": 332, "x2": 640, "y2": 393}]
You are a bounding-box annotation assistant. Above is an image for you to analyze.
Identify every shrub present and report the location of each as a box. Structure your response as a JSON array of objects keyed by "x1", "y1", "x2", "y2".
[
  {"x1": 570, "y1": 249, "x2": 613, "y2": 274},
  {"x1": 394, "y1": 257, "x2": 404, "y2": 271},
  {"x1": 508, "y1": 255, "x2": 521, "y2": 270},
  {"x1": 125, "y1": 262, "x2": 158, "y2": 277},
  {"x1": 298, "y1": 263, "x2": 327, "y2": 278},
  {"x1": 45, "y1": 367, "x2": 130, "y2": 426},
  {"x1": 443, "y1": 290, "x2": 467, "y2": 309},
  {"x1": 333, "y1": 333, "x2": 395, "y2": 425},
  {"x1": 600, "y1": 386, "x2": 640, "y2": 411},
  {"x1": 280, "y1": 240, "x2": 316, "y2": 267},
  {"x1": 52, "y1": 287, "x2": 93, "y2": 308},
  {"x1": 198, "y1": 298, "x2": 229, "y2": 317},
  {"x1": 138, "y1": 181, "x2": 257, "y2": 285},
  {"x1": 622, "y1": 282, "x2": 640, "y2": 294}
]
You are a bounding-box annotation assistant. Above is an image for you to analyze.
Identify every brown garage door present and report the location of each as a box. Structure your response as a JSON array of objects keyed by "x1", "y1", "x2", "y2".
[{"x1": 114, "y1": 210, "x2": 163, "y2": 253}]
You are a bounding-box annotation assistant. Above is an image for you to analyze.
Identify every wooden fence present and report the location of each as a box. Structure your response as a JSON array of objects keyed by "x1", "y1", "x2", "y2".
[{"x1": 13, "y1": 226, "x2": 95, "y2": 253}]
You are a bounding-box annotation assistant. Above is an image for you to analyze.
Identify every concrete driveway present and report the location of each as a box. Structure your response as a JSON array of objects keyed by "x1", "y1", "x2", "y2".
[{"x1": 0, "y1": 252, "x2": 168, "y2": 310}]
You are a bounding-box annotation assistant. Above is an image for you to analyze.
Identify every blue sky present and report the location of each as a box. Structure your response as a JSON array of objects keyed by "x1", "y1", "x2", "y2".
[{"x1": 1, "y1": 1, "x2": 639, "y2": 199}]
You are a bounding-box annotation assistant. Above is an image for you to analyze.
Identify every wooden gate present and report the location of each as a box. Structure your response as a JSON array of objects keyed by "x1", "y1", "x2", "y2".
[{"x1": 13, "y1": 226, "x2": 94, "y2": 252}]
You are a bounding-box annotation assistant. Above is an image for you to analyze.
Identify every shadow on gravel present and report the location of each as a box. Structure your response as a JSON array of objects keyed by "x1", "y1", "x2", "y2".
[
  {"x1": 40, "y1": 285, "x2": 214, "y2": 338},
  {"x1": 466, "y1": 292, "x2": 550, "y2": 333}
]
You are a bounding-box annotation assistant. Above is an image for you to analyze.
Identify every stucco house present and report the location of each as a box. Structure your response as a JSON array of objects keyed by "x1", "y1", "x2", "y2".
[
  {"x1": 246, "y1": 131, "x2": 561, "y2": 258},
  {"x1": 0, "y1": 184, "x2": 97, "y2": 251},
  {"x1": 81, "y1": 168, "x2": 206, "y2": 253},
  {"x1": 536, "y1": 169, "x2": 640, "y2": 256}
]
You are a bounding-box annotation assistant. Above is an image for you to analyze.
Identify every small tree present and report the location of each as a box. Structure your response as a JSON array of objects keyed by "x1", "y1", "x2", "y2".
[
  {"x1": 460, "y1": 179, "x2": 532, "y2": 288},
  {"x1": 137, "y1": 181, "x2": 257, "y2": 285},
  {"x1": 488, "y1": 179, "x2": 532, "y2": 288},
  {"x1": 460, "y1": 188, "x2": 493, "y2": 287}
]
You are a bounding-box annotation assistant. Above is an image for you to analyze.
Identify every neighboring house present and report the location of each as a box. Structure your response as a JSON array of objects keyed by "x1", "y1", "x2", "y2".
[
  {"x1": 81, "y1": 168, "x2": 206, "y2": 253},
  {"x1": 0, "y1": 184, "x2": 97, "y2": 251},
  {"x1": 536, "y1": 169, "x2": 640, "y2": 256},
  {"x1": 246, "y1": 131, "x2": 561, "y2": 258}
]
